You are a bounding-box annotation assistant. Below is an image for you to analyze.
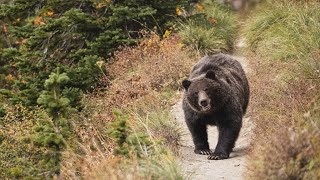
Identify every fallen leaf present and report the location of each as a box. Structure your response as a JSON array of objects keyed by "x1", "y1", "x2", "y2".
[
  {"x1": 176, "y1": 7, "x2": 183, "y2": 16},
  {"x1": 21, "y1": 38, "x2": 27, "y2": 44},
  {"x1": 195, "y1": 3, "x2": 205, "y2": 11},
  {"x1": 5, "y1": 74, "x2": 14, "y2": 81},
  {"x1": 47, "y1": 10, "x2": 54, "y2": 17},
  {"x1": 208, "y1": 17, "x2": 218, "y2": 24},
  {"x1": 2, "y1": 24, "x2": 8, "y2": 33}
]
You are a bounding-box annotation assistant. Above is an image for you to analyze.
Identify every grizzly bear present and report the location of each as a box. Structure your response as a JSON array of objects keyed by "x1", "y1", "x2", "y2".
[{"x1": 182, "y1": 53, "x2": 249, "y2": 160}]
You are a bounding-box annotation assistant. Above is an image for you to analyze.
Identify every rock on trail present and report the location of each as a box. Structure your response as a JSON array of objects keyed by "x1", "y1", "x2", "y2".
[{"x1": 172, "y1": 40, "x2": 253, "y2": 179}]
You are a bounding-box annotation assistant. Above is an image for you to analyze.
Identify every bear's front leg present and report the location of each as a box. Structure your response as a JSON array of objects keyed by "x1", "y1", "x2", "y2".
[
  {"x1": 185, "y1": 120, "x2": 212, "y2": 155},
  {"x1": 208, "y1": 119, "x2": 241, "y2": 160}
]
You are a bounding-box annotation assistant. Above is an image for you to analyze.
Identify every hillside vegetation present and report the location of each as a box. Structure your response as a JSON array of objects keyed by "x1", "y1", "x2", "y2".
[
  {"x1": 0, "y1": 0, "x2": 195, "y2": 178},
  {"x1": 2, "y1": 0, "x2": 319, "y2": 179},
  {"x1": 0, "y1": 0, "x2": 236, "y2": 179},
  {"x1": 244, "y1": 0, "x2": 320, "y2": 178},
  {"x1": 179, "y1": 0, "x2": 236, "y2": 54}
]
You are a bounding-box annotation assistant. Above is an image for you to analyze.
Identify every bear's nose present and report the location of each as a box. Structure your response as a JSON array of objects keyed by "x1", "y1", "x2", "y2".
[{"x1": 200, "y1": 100, "x2": 208, "y2": 107}]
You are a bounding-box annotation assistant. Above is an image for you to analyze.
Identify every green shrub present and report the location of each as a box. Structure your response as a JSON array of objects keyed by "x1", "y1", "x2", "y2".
[
  {"x1": 179, "y1": 0, "x2": 236, "y2": 54},
  {"x1": 0, "y1": 0, "x2": 195, "y2": 107},
  {"x1": 31, "y1": 71, "x2": 75, "y2": 177},
  {"x1": 108, "y1": 109, "x2": 154, "y2": 157}
]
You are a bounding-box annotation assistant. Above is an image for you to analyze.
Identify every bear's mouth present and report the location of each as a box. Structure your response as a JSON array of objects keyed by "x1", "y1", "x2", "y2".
[{"x1": 200, "y1": 105, "x2": 211, "y2": 112}]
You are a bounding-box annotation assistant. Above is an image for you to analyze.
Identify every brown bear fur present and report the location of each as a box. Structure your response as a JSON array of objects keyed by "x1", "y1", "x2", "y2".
[{"x1": 182, "y1": 53, "x2": 249, "y2": 160}]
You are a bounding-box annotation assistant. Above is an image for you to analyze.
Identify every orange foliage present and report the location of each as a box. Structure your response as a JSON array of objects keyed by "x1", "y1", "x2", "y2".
[
  {"x1": 33, "y1": 16, "x2": 45, "y2": 25},
  {"x1": 195, "y1": 3, "x2": 205, "y2": 11},
  {"x1": 5, "y1": 74, "x2": 14, "y2": 81},
  {"x1": 208, "y1": 17, "x2": 218, "y2": 24}
]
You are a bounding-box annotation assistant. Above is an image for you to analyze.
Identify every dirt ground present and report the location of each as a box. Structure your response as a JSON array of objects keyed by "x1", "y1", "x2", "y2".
[{"x1": 173, "y1": 38, "x2": 254, "y2": 180}]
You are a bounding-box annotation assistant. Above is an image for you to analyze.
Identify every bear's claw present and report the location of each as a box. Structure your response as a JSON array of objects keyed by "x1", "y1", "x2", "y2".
[
  {"x1": 194, "y1": 149, "x2": 213, "y2": 155},
  {"x1": 207, "y1": 152, "x2": 229, "y2": 160}
]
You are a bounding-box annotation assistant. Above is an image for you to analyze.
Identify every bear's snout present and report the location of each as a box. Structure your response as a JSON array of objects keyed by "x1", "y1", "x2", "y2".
[
  {"x1": 198, "y1": 91, "x2": 211, "y2": 111},
  {"x1": 200, "y1": 100, "x2": 208, "y2": 107}
]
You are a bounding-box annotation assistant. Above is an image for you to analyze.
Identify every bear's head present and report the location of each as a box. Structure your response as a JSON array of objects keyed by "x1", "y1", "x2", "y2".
[{"x1": 182, "y1": 70, "x2": 229, "y2": 113}]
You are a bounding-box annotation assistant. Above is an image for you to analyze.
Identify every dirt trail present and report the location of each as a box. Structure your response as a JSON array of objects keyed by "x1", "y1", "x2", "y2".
[{"x1": 173, "y1": 38, "x2": 253, "y2": 180}]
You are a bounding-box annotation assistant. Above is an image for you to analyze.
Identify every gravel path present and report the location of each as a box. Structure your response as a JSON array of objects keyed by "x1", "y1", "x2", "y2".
[{"x1": 173, "y1": 38, "x2": 253, "y2": 180}]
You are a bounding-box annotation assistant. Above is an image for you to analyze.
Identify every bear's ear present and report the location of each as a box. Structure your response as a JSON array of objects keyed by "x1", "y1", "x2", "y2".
[
  {"x1": 182, "y1": 79, "x2": 191, "y2": 90},
  {"x1": 205, "y1": 70, "x2": 216, "y2": 80}
]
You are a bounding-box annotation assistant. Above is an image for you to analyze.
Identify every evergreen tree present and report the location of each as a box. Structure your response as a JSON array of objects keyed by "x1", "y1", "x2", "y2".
[
  {"x1": 0, "y1": 0, "x2": 196, "y2": 178},
  {"x1": 0, "y1": 0, "x2": 195, "y2": 106},
  {"x1": 33, "y1": 71, "x2": 74, "y2": 177}
]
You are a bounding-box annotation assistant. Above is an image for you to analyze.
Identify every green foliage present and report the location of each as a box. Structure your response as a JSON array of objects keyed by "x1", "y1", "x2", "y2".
[
  {"x1": 32, "y1": 119, "x2": 66, "y2": 148},
  {"x1": 37, "y1": 71, "x2": 72, "y2": 117},
  {"x1": 0, "y1": 105, "x2": 60, "y2": 179},
  {"x1": 0, "y1": 48, "x2": 19, "y2": 88},
  {"x1": 0, "y1": 0, "x2": 196, "y2": 178},
  {"x1": 179, "y1": 0, "x2": 236, "y2": 55},
  {"x1": 108, "y1": 110, "x2": 129, "y2": 155},
  {"x1": 27, "y1": 71, "x2": 75, "y2": 178},
  {"x1": 8, "y1": 166, "x2": 23, "y2": 178},
  {"x1": 0, "y1": 0, "x2": 195, "y2": 107},
  {"x1": 108, "y1": 109, "x2": 154, "y2": 157}
]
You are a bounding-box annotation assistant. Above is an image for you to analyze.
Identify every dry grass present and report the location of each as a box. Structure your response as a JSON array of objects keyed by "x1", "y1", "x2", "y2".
[
  {"x1": 245, "y1": 51, "x2": 320, "y2": 179},
  {"x1": 126, "y1": 94, "x2": 183, "y2": 154},
  {"x1": 94, "y1": 33, "x2": 197, "y2": 123},
  {"x1": 248, "y1": 124, "x2": 320, "y2": 179},
  {"x1": 243, "y1": 1, "x2": 320, "y2": 178}
]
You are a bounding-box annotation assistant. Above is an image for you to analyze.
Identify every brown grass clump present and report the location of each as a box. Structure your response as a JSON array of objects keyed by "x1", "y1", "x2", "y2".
[
  {"x1": 245, "y1": 52, "x2": 320, "y2": 179},
  {"x1": 96, "y1": 32, "x2": 196, "y2": 122},
  {"x1": 60, "y1": 32, "x2": 197, "y2": 178},
  {"x1": 244, "y1": 0, "x2": 320, "y2": 177},
  {"x1": 80, "y1": 33, "x2": 193, "y2": 122},
  {"x1": 249, "y1": 126, "x2": 320, "y2": 179}
]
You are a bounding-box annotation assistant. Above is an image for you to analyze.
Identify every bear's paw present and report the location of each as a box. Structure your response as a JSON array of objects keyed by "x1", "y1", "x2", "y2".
[
  {"x1": 194, "y1": 149, "x2": 213, "y2": 155},
  {"x1": 207, "y1": 152, "x2": 229, "y2": 160}
]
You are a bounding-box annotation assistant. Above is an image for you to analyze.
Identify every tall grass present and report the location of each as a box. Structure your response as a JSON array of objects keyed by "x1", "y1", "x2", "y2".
[
  {"x1": 179, "y1": 0, "x2": 236, "y2": 55},
  {"x1": 244, "y1": 0, "x2": 320, "y2": 179},
  {"x1": 83, "y1": 97, "x2": 185, "y2": 179},
  {"x1": 245, "y1": 0, "x2": 320, "y2": 64}
]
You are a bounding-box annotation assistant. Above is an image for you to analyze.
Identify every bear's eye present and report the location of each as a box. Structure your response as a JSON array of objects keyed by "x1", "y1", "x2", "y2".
[
  {"x1": 193, "y1": 92, "x2": 198, "y2": 96},
  {"x1": 226, "y1": 78, "x2": 231, "y2": 84},
  {"x1": 204, "y1": 87, "x2": 209, "y2": 92}
]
